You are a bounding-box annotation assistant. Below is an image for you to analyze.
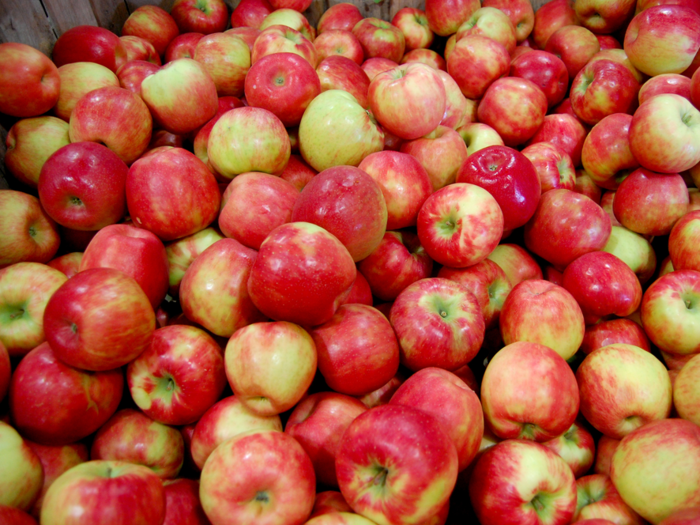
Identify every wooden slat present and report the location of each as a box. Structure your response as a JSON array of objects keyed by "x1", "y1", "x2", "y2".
[
  {"x1": 0, "y1": 0, "x2": 57, "y2": 54},
  {"x1": 42, "y1": 0, "x2": 99, "y2": 34},
  {"x1": 304, "y1": 0, "x2": 328, "y2": 29},
  {"x1": 126, "y1": 0, "x2": 177, "y2": 12},
  {"x1": 90, "y1": 0, "x2": 130, "y2": 34}
]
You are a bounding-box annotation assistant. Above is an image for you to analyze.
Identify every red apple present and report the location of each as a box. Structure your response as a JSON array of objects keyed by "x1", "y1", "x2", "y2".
[
  {"x1": 543, "y1": 421, "x2": 596, "y2": 479},
  {"x1": 425, "y1": 0, "x2": 480, "y2": 37},
  {"x1": 352, "y1": 18, "x2": 405, "y2": 63},
  {"x1": 230, "y1": 0, "x2": 273, "y2": 28},
  {"x1": 573, "y1": 474, "x2": 645, "y2": 524},
  {"x1": 120, "y1": 35, "x2": 161, "y2": 65},
  {"x1": 52, "y1": 25, "x2": 128, "y2": 73},
  {"x1": 313, "y1": 29, "x2": 364, "y2": 65},
  {"x1": 581, "y1": 113, "x2": 639, "y2": 190},
  {"x1": 170, "y1": 0, "x2": 229, "y2": 34},
  {"x1": 0, "y1": 43, "x2": 60, "y2": 118},
  {"x1": 316, "y1": 55, "x2": 370, "y2": 109},
  {"x1": 317, "y1": 3, "x2": 364, "y2": 34},
  {"x1": 194, "y1": 32, "x2": 251, "y2": 98},
  {"x1": 581, "y1": 318, "x2": 651, "y2": 354},
  {"x1": 509, "y1": 50, "x2": 569, "y2": 109},
  {"x1": 0, "y1": 421, "x2": 44, "y2": 512},
  {"x1": 482, "y1": 0, "x2": 535, "y2": 42},
  {"x1": 532, "y1": 0, "x2": 580, "y2": 49},
  {"x1": 164, "y1": 32, "x2": 205, "y2": 62},
  {"x1": 446, "y1": 35, "x2": 509, "y2": 100},
  {"x1": 121, "y1": 5, "x2": 179, "y2": 58},
  {"x1": 162, "y1": 478, "x2": 211, "y2": 525}
]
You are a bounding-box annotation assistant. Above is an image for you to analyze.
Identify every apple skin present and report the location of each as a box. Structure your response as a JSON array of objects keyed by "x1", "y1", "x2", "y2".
[
  {"x1": 390, "y1": 277, "x2": 485, "y2": 372},
  {"x1": 576, "y1": 343, "x2": 672, "y2": 439},
  {"x1": 358, "y1": 230, "x2": 433, "y2": 302},
  {"x1": 164, "y1": 32, "x2": 204, "y2": 62},
  {"x1": 9, "y1": 341, "x2": 123, "y2": 446},
  {"x1": 456, "y1": 145, "x2": 541, "y2": 232},
  {"x1": 389, "y1": 367, "x2": 484, "y2": 472},
  {"x1": 358, "y1": 151, "x2": 433, "y2": 231},
  {"x1": 0, "y1": 420, "x2": 44, "y2": 512},
  {"x1": 245, "y1": 52, "x2": 320, "y2": 127},
  {"x1": 580, "y1": 318, "x2": 651, "y2": 355},
  {"x1": 42, "y1": 267, "x2": 155, "y2": 371},
  {"x1": 310, "y1": 491, "x2": 353, "y2": 518},
  {"x1": 425, "y1": 0, "x2": 480, "y2": 37},
  {"x1": 610, "y1": 418, "x2": 700, "y2": 523},
  {"x1": 524, "y1": 188, "x2": 612, "y2": 271},
  {"x1": 38, "y1": 142, "x2": 128, "y2": 232},
  {"x1": 120, "y1": 35, "x2": 161, "y2": 65},
  {"x1": 532, "y1": 0, "x2": 579, "y2": 50},
  {"x1": 316, "y1": 55, "x2": 371, "y2": 110},
  {"x1": 310, "y1": 304, "x2": 400, "y2": 396},
  {"x1": 0, "y1": 340, "x2": 9, "y2": 404},
  {"x1": 659, "y1": 508, "x2": 700, "y2": 525},
  {"x1": 179, "y1": 238, "x2": 265, "y2": 338},
  {"x1": 0, "y1": 505, "x2": 39, "y2": 525},
  {"x1": 170, "y1": 0, "x2": 229, "y2": 34},
  {"x1": 630, "y1": 94, "x2": 700, "y2": 174},
  {"x1": 126, "y1": 147, "x2": 221, "y2": 242},
  {"x1": 640, "y1": 269, "x2": 700, "y2": 356},
  {"x1": 352, "y1": 18, "x2": 405, "y2": 64},
  {"x1": 313, "y1": 30, "x2": 364, "y2": 65},
  {"x1": 208, "y1": 106, "x2": 291, "y2": 179},
  {"x1": 674, "y1": 353, "x2": 700, "y2": 435},
  {"x1": 291, "y1": 165, "x2": 387, "y2": 262},
  {"x1": 575, "y1": 0, "x2": 636, "y2": 33},
  {"x1": 252, "y1": 25, "x2": 317, "y2": 67},
  {"x1": 545, "y1": 25, "x2": 601, "y2": 80},
  {"x1": 225, "y1": 321, "x2": 317, "y2": 416},
  {"x1": 526, "y1": 113, "x2": 588, "y2": 169},
  {"x1": 416, "y1": 182, "x2": 503, "y2": 269},
  {"x1": 199, "y1": 429, "x2": 316, "y2": 525},
  {"x1": 624, "y1": 5, "x2": 700, "y2": 76},
  {"x1": 79, "y1": 223, "x2": 169, "y2": 311},
  {"x1": 581, "y1": 113, "x2": 640, "y2": 191},
  {"x1": 336, "y1": 404, "x2": 458, "y2": 525},
  {"x1": 0, "y1": 262, "x2": 67, "y2": 358},
  {"x1": 670, "y1": 209, "x2": 700, "y2": 272},
  {"x1": 4, "y1": 116, "x2": 71, "y2": 188},
  {"x1": 40, "y1": 460, "x2": 166, "y2": 525},
  {"x1": 127, "y1": 324, "x2": 226, "y2": 427},
  {"x1": 482, "y1": 0, "x2": 534, "y2": 42},
  {"x1": 573, "y1": 474, "x2": 645, "y2": 524},
  {"x1": 68, "y1": 85, "x2": 153, "y2": 166},
  {"x1": 562, "y1": 251, "x2": 643, "y2": 325},
  {"x1": 285, "y1": 391, "x2": 368, "y2": 487},
  {"x1": 499, "y1": 279, "x2": 585, "y2": 362},
  {"x1": 487, "y1": 243, "x2": 543, "y2": 288},
  {"x1": 317, "y1": 3, "x2": 364, "y2": 33},
  {"x1": 639, "y1": 73, "x2": 693, "y2": 105},
  {"x1": 0, "y1": 43, "x2": 60, "y2": 118},
  {"x1": 481, "y1": 341, "x2": 580, "y2": 442},
  {"x1": 469, "y1": 439, "x2": 577, "y2": 525},
  {"x1": 190, "y1": 395, "x2": 283, "y2": 470},
  {"x1": 446, "y1": 35, "x2": 510, "y2": 100},
  {"x1": 230, "y1": 0, "x2": 273, "y2": 29},
  {"x1": 298, "y1": 90, "x2": 384, "y2": 173},
  {"x1": 116, "y1": 59, "x2": 159, "y2": 95},
  {"x1": 162, "y1": 478, "x2": 211, "y2": 525},
  {"x1": 369, "y1": 62, "x2": 446, "y2": 142},
  {"x1": 521, "y1": 142, "x2": 576, "y2": 194},
  {"x1": 194, "y1": 33, "x2": 251, "y2": 98},
  {"x1": 121, "y1": 5, "x2": 179, "y2": 58},
  {"x1": 219, "y1": 172, "x2": 299, "y2": 251},
  {"x1": 612, "y1": 168, "x2": 689, "y2": 236},
  {"x1": 509, "y1": 50, "x2": 569, "y2": 109},
  {"x1": 477, "y1": 76, "x2": 549, "y2": 148},
  {"x1": 455, "y1": 6, "x2": 517, "y2": 55},
  {"x1": 543, "y1": 421, "x2": 596, "y2": 479},
  {"x1": 52, "y1": 25, "x2": 128, "y2": 73}
]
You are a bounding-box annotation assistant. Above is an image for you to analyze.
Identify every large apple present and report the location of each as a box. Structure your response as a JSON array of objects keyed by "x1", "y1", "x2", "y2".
[
  {"x1": 170, "y1": 0, "x2": 229, "y2": 34},
  {"x1": 0, "y1": 421, "x2": 44, "y2": 512}
]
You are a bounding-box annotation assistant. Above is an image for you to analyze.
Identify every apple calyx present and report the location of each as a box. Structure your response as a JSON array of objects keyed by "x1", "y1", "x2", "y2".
[
  {"x1": 519, "y1": 422, "x2": 541, "y2": 440},
  {"x1": 372, "y1": 466, "x2": 389, "y2": 487},
  {"x1": 254, "y1": 491, "x2": 270, "y2": 503}
]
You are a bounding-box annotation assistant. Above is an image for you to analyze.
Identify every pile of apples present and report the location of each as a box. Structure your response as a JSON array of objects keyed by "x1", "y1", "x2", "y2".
[{"x1": 3, "y1": 0, "x2": 700, "y2": 523}]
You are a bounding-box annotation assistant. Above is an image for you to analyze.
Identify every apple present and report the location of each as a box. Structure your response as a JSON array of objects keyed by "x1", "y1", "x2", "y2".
[
  {"x1": 309, "y1": 304, "x2": 399, "y2": 396},
  {"x1": 0, "y1": 42, "x2": 59, "y2": 118},
  {"x1": 162, "y1": 478, "x2": 211, "y2": 525},
  {"x1": 225, "y1": 321, "x2": 317, "y2": 416},
  {"x1": 482, "y1": 0, "x2": 534, "y2": 42},
  {"x1": 543, "y1": 421, "x2": 596, "y2": 479},
  {"x1": 641, "y1": 269, "x2": 700, "y2": 357},
  {"x1": 425, "y1": 0, "x2": 480, "y2": 37},
  {"x1": 610, "y1": 418, "x2": 700, "y2": 523},
  {"x1": 190, "y1": 395, "x2": 283, "y2": 470},
  {"x1": 612, "y1": 168, "x2": 689, "y2": 236},
  {"x1": 291, "y1": 165, "x2": 387, "y2": 262},
  {"x1": 639, "y1": 73, "x2": 693, "y2": 105},
  {"x1": 352, "y1": 18, "x2": 405, "y2": 63},
  {"x1": 310, "y1": 491, "x2": 353, "y2": 518},
  {"x1": 562, "y1": 251, "x2": 643, "y2": 325},
  {"x1": 45, "y1": 252, "x2": 81, "y2": 280},
  {"x1": 624, "y1": 5, "x2": 700, "y2": 76},
  {"x1": 208, "y1": 106, "x2": 291, "y2": 179},
  {"x1": 194, "y1": 32, "x2": 250, "y2": 98},
  {"x1": 199, "y1": 429, "x2": 315, "y2": 525},
  {"x1": 487, "y1": 243, "x2": 543, "y2": 288},
  {"x1": 68, "y1": 85, "x2": 153, "y2": 165},
  {"x1": 252, "y1": 25, "x2": 317, "y2": 66},
  {"x1": 317, "y1": 3, "x2": 364, "y2": 34},
  {"x1": 390, "y1": 277, "x2": 485, "y2": 371},
  {"x1": 179, "y1": 238, "x2": 265, "y2": 337},
  {"x1": 509, "y1": 50, "x2": 569, "y2": 109},
  {"x1": 499, "y1": 279, "x2": 585, "y2": 362},
  {"x1": 313, "y1": 30, "x2": 364, "y2": 65},
  {"x1": 0, "y1": 340, "x2": 9, "y2": 404},
  {"x1": 285, "y1": 391, "x2": 367, "y2": 487},
  {"x1": 141, "y1": 59, "x2": 219, "y2": 136},
  {"x1": 457, "y1": 122, "x2": 505, "y2": 156},
  {"x1": 669, "y1": 209, "x2": 700, "y2": 273},
  {"x1": 230, "y1": 0, "x2": 273, "y2": 29},
  {"x1": 279, "y1": 154, "x2": 317, "y2": 190},
  {"x1": 121, "y1": 5, "x2": 179, "y2": 58},
  {"x1": 316, "y1": 55, "x2": 371, "y2": 109},
  {"x1": 576, "y1": 169, "x2": 604, "y2": 203},
  {"x1": 259, "y1": 9, "x2": 315, "y2": 42},
  {"x1": 245, "y1": 52, "x2": 320, "y2": 127},
  {"x1": 673, "y1": 353, "x2": 700, "y2": 428},
  {"x1": 532, "y1": 0, "x2": 580, "y2": 50},
  {"x1": 545, "y1": 24, "x2": 601, "y2": 81},
  {"x1": 115, "y1": 59, "x2": 160, "y2": 95},
  {"x1": 446, "y1": 35, "x2": 509, "y2": 100},
  {"x1": 456, "y1": 145, "x2": 541, "y2": 232},
  {"x1": 581, "y1": 113, "x2": 640, "y2": 190},
  {"x1": 164, "y1": 32, "x2": 205, "y2": 62},
  {"x1": 436, "y1": 69, "x2": 470, "y2": 129},
  {"x1": 594, "y1": 436, "x2": 621, "y2": 477},
  {"x1": 0, "y1": 420, "x2": 44, "y2": 512},
  {"x1": 389, "y1": 367, "x2": 484, "y2": 472},
  {"x1": 455, "y1": 6, "x2": 517, "y2": 55},
  {"x1": 573, "y1": 474, "x2": 645, "y2": 524},
  {"x1": 469, "y1": 439, "x2": 577, "y2": 525},
  {"x1": 580, "y1": 318, "x2": 652, "y2": 355},
  {"x1": 170, "y1": 0, "x2": 229, "y2": 34},
  {"x1": 127, "y1": 324, "x2": 226, "y2": 426},
  {"x1": 524, "y1": 189, "x2": 612, "y2": 271},
  {"x1": 527, "y1": 114, "x2": 588, "y2": 169},
  {"x1": 9, "y1": 341, "x2": 123, "y2": 446},
  {"x1": 369, "y1": 62, "x2": 446, "y2": 141},
  {"x1": 521, "y1": 142, "x2": 576, "y2": 194},
  {"x1": 361, "y1": 57, "x2": 399, "y2": 81},
  {"x1": 120, "y1": 35, "x2": 161, "y2": 65},
  {"x1": 40, "y1": 460, "x2": 166, "y2": 525},
  {"x1": 336, "y1": 404, "x2": 458, "y2": 525},
  {"x1": 659, "y1": 508, "x2": 700, "y2": 525},
  {"x1": 577, "y1": 343, "x2": 672, "y2": 439}
]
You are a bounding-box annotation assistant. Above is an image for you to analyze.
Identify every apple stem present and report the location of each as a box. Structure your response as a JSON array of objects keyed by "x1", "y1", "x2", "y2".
[
  {"x1": 9, "y1": 308, "x2": 24, "y2": 320},
  {"x1": 531, "y1": 494, "x2": 545, "y2": 513},
  {"x1": 372, "y1": 466, "x2": 389, "y2": 487},
  {"x1": 255, "y1": 491, "x2": 269, "y2": 503}
]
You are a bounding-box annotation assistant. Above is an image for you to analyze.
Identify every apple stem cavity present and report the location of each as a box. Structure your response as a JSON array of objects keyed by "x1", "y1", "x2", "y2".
[
  {"x1": 255, "y1": 491, "x2": 270, "y2": 503},
  {"x1": 372, "y1": 465, "x2": 389, "y2": 487}
]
